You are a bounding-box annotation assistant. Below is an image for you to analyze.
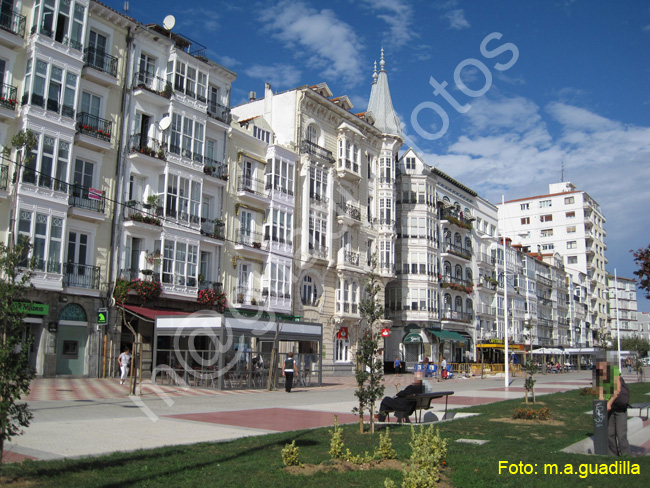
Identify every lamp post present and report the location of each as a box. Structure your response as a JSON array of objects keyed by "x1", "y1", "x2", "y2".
[{"x1": 501, "y1": 195, "x2": 510, "y2": 388}]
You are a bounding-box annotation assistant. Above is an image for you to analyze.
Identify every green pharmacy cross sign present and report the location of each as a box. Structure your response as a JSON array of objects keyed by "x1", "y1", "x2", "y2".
[{"x1": 97, "y1": 308, "x2": 108, "y2": 324}]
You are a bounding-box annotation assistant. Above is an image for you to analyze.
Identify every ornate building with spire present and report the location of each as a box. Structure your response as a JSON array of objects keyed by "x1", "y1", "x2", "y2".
[{"x1": 231, "y1": 51, "x2": 402, "y2": 374}]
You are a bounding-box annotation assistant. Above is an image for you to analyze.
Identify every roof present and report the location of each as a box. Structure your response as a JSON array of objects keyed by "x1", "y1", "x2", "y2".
[
  {"x1": 121, "y1": 304, "x2": 190, "y2": 322},
  {"x1": 367, "y1": 49, "x2": 402, "y2": 138},
  {"x1": 501, "y1": 190, "x2": 580, "y2": 205}
]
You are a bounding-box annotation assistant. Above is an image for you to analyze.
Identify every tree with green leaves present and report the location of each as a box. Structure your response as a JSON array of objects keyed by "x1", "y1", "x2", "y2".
[
  {"x1": 632, "y1": 245, "x2": 650, "y2": 299},
  {"x1": 0, "y1": 238, "x2": 35, "y2": 463},
  {"x1": 352, "y1": 259, "x2": 385, "y2": 434}
]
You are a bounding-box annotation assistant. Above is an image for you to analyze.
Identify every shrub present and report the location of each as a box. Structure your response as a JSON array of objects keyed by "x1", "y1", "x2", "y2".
[
  {"x1": 401, "y1": 425, "x2": 447, "y2": 488},
  {"x1": 328, "y1": 415, "x2": 345, "y2": 460},
  {"x1": 375, "y1": 427, "x2": 397, "y2": 460},
  {"x1": 512, "y1": 407, "x2": 550, "y2": 420},
  {"x1": 281, "y1": 440, "x2": 301, "y2": 467}
]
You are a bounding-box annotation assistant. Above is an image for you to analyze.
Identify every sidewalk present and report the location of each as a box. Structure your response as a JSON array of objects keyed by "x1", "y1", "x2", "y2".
[{"x1": 5, "y1": 370, "x2": 645, "y2": 463}]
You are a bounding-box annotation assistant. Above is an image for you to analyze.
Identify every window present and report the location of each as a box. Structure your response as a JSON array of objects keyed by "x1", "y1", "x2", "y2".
[
  {"x1": 566, "y1": 211, "x2": 575, "y2": 218},
  {"x1": 564, "y1": 196, "x2": 575, "y2": 205},
  {"x1": 269, "y1": 262, "x2": 291, "y2": 299},
  {"x1": 165, "y1": 174, "x2": 201, "y2": 223},
  {"x1": 162, "y1": 240, "x2": 198, "y2": 286},
  {"x1": 539, "y1": 200, "x2": 551, "y2": 208},
  {"x1": 541, "y1": 244, "x2": 554, "y2": 251},
  {"x1": 567, "y1": 241, "x2": 577, "y2": 249},
  {"x1": 540, "y1": 229, "x2": 553, "y2": 237},
  {"x1": 18, "y1": 210, "x2": 63, "y2": 272},
  {"x1": 169, "y1": 114, "x2": 204, "y2": 161},
  {"x1": 32, "y1": 0, "x2": 85, "y2": 50},
  {"x1": 566, "y1": 225, "x2": 576, "y2": 234},
  {"x1": 405, "y1": 157, "x2": 415, "y2": 170},
  {"x1": 266, "y1": 156, "x2": 294, "y2": 196},
  {"x1": 521, "y1": 217, "x2": 530, "y2": 225},
  {"x1": 567, "y1": 256, "x2": 578, "y2": 264},
  {"x1": 520, "y1": 203, "x2": 529, "y2": 210},
  {"x1": 22, "y1": 133, "x2": 70, "y2": 191},
  {"x1": 335, "y1": 336, "x2": 350, "y2": 362},
  {"x1": 301, "y1": 275, "x2": 319, "y2": 306},
  {"x1": 266, "y1": 209, "x2": 293, "y2": 245},
  {"x1": 309, "y1": 210, "x2": 327, "y2": 252},
  {"x1": 541, "y1": 214, "x2": 553, "y2": 222},
  {"x1": 253, "y1": 126, "x2": 270, "y2": 143},
  {"x1": 138, "y1": 53, "x2": 155, "y2": 85},
  {"x1": 305, "y1": 124, "x2": 319, "y2": 144},
  {"x1": 379, "y1": 198, "x2": 392, "y2": 224},
  {"x1": 309, "y1": 167, "x2": 328, "y2": 202}
]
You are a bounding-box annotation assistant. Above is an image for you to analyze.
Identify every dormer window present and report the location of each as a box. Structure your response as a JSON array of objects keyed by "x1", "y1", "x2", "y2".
[{"x1": 253, "y1": 126, "x2": 270, "y2": 143}]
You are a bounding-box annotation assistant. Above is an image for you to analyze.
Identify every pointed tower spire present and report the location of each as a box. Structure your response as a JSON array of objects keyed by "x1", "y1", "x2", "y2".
[{"x1": 367, "y1": 49, "x2": 402, "y2": 139}]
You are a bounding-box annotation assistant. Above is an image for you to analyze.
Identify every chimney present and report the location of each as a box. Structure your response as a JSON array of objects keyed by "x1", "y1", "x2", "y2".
[{"x1": 249, "y1": 91, "x2": 256, "y2": 101}]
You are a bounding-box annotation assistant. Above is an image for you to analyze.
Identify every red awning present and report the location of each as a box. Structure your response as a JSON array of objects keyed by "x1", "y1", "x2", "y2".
[{"x1": 121, "y1": 304, "x2": 190, "y2": 322}]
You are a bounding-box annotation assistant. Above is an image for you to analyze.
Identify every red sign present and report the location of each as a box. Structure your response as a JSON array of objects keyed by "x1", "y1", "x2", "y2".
[
  {"x1": 337, "y1": 327, "x2": 348, "y2": 339},
  {"x1": 88, "y1": 188, "x2": 103, "y2": 200},
  {"x1": 381, "y1": 328, "x2": 390, "y2": 337}
]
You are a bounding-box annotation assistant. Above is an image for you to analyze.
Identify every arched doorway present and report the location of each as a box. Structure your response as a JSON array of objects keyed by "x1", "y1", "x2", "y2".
[{"x1": 56, "y1": 303, "x2": 88, "y2": 375}]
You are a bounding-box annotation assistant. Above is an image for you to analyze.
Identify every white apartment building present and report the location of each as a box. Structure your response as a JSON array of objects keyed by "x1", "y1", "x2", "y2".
[
  {"x1": 498, "y1": 182, "x2": 608, "y2": 345},
  {"x1": 231, "y1": 51, "x2": 401, "y2": 374},
  {"x1": 607, "y1": 274, "x2": 639, "y2": 341}
]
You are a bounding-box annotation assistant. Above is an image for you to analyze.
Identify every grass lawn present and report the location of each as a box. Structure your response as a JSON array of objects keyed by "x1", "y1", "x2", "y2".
[{"x1": 1, "y1": 383, "x2": 649, "y2": 487}]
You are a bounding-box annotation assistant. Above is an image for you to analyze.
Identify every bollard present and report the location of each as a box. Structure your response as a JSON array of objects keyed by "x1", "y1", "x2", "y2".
[{"x1": 592, "y1": 399, "x2": 608, "y2": 455}]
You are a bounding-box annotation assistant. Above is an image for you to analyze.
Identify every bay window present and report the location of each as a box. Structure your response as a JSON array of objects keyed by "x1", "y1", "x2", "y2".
[
  {"x1": 162, "y1": 240, "x2": 198, "y2": 286},
  {"x1": 18, "y1": 209, "x2": 63, "y2": 272}
]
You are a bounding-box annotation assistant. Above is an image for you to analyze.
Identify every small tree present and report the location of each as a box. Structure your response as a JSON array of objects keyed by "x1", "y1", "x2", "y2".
[
  {"x1": 523, "y1": 359, "x2": 537, "y2": 404},
  {"x1": 0, "y1": 238, "x2": 35, "y2": 463},
  {"x1": 353, "y1": 259, "x2": 385, "y2": 434},
  {"x1": 631, "y1": 245, "x2": 650, "y2": 299}
]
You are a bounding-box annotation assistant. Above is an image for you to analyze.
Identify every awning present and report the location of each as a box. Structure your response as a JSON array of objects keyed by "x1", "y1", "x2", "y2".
[
  {"x1": 120, "y1": 304, "x2": 190, "y2": 323},
  {"x1": 428, "y1": 329, "x2": 468, "y2": 343},
  {"x1": 403, "y1": 332, "x2": 423, "y2": 344}
]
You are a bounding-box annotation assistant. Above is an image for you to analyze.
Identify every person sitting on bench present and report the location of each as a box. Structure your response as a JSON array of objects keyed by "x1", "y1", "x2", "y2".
[{"x1": 377, "y1": 371, "x2": 424, "y2": 422}]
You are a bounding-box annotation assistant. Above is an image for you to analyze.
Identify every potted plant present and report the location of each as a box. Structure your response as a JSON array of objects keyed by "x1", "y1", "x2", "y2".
[
  {"x1": 144, "y1": 194, "x2": 160, "y2": 210},
  {"x1": 162, "y1": 82, "x2": 173, "y2": 99}
]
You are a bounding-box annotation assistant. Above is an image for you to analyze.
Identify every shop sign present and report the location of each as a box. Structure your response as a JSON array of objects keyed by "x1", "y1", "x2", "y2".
[{"x1": 14, "y1": 302, "x2": 49, "y2": 315}]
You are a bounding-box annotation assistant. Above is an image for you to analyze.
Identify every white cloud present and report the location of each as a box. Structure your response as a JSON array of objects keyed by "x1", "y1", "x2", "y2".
[
  {"x1": 442, "y1": 9, "x2": 470, "y2": 30},
  {"x1": 259, "y1": 1, "x2": 364, "y2": 87},
  {"x1": 217, "y1": 55, "x2": 240, "y2": 68},
  {"x1": 358, "y1": 0, "x2": 416, "y2": 49},
  {"x1": 178, "y1": 9, "x2": 220, "y2": 32},
  {"x1": 244, "y1": 64, "x2": 303, "y2": 89}
]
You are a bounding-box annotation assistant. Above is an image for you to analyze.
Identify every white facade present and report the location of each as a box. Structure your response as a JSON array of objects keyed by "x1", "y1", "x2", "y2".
[{"x1": 607, "y1": 275, "x2": 639, "y2": 340}]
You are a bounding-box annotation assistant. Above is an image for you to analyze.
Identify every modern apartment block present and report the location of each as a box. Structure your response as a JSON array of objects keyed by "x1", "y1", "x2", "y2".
[
  {"x1": 231, "y1": 52, "x2": 401, "y2": 374},
  {"x1": 606, "y1": 274, "x2": 639, "y2": 341},
  {"x1": 498, "y1": 182, "x2": 608, "y2": 345},
  {"x1": 0, "y1": 0, "x2": 130, "y2": 376}
]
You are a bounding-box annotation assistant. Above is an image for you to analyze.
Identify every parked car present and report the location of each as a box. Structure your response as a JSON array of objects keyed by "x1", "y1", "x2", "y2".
[{"x1": 643, "y1": 357, "x2": 650, "y2": 366}]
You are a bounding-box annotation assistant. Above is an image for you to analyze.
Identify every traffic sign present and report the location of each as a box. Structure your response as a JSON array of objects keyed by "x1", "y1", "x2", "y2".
[{"x1": 97, "y1": 308, "x2": 108, "y2": 324}]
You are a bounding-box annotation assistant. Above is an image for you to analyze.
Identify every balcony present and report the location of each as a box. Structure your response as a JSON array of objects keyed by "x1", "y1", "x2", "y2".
[
  {"x1": 440, "y1": 207, "x2": 473, "y2": 230},
  {"x1": 337, "y1": 249, "x2": 360, "y2": 271},
  {"x1": 301, "y1": 140, "x2": 335, "y2": 164},
  {"x1": 203, "y1": 157, "x2": 229, "y2": 182},
  {"x1": 128, "y1": 134, "x2": 166, "y2": 163},
  {"x1": 537, "y1": 275, "x2": 553, "y2": 288},
  {"x1": 477, "y1": 304, "x2": 497, "y2": 316},
  {"x1": 68, "y1": 185, "x2": 106, "y2": 220},
  {"x1": 199, "y1": 280, "x2": 223, "y2": 294},
  {"x1": 336, "y1": 202, "x2": 361, "y2": 226},
  {"x1": 335, "y1": 301, "x2": 360, "y2": 318},
  {"x1": 477, "y1": 277, "x2": 498, "y2": 292},
  {"x1": 309, "y1": 191, "x2": 329, "y2": 208},
  {"x1": 308, "y1": 242, "x2": 328, "y2": 261},
  {"x1": 200, "y1": 219, "x2": 225, "y2": 241},
  {"x1": 0, "y1": 9, "x2": 26, "y2": 48},
  {"x1": 336, "y1": 158, "x2": 360, "y2": 181},
  {"x1": 441, "y1": 241, "x2": 472, "y2": 260},
  {"x1": 124, "y1": 201, "x2": 163, "y2": 229},
  {"x1": 477, "y1": 252, "x2": 496, "y2": 267},
  {"x1": 82, "y1": 47, "x2": 118, "y2": 86},
  {"x1": 0, "y1": 83, "x2": 18, "y2": 118},
  {"x1": 233, "y1": 286, "x2": 264, "y2": 307},
  {"x1": 237, "y1": 176, "x2": 270, "y2": 206},
  {"x1": 235, "y1": 229, "x2": 268, "y2": 256},
  {"x1": 133, "y1": 72, "x2": 172, "y2": 106},
  {"x1": 206, "y1": 100, "x2": 231, "y2": 125},
  {"x1": 63, "y1": 263, "x2": 101, "y2": 289},
  {"x1": 440, "y1": 275, "x2": 473, "y2": 294},
  {"x1": 75, "y1": 112, "x2": 112, "y2": 151},
  {"x1": 441, "y1": 309, "x2": 473, "y2": 323}
]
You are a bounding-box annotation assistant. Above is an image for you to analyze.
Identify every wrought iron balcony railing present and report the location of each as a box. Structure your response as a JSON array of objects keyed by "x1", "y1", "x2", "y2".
[
  {"x1": 133, "y1": 72, "x2": 171, "y2": 98},
  {"x1": 83, "y1": 47, "x2": 118, "y2": 77},
  {"x1": 0, "y1": 83, "x2": 18, "y2": 109},
  {"x1": 337, "y1": 202, "x2": 361, "y2": 221},
  {"x1": 69, "y1": 184, "x2": 105, "y2": 213},
  {"x1": 63, "y1": 262, "x2": 100, "y2": 289},
  {"x1": 300, "y1": 140, "x2": 335, "y2": 164},
  {"x1": 0, "y1": 9, "x2": 26, "y2": 37},
  {"x1": 207, "y1": 100, "x2": 231, "y2": 124},
  {"x1": 77, "y1": 112, "x2": 112, "y2": 142}
]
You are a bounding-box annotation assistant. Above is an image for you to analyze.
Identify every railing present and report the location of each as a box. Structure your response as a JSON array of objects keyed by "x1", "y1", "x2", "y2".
[
  {"x1": 442, "y1": 241, "x2": 472, "y2": 260},
  {"x1": 440, "y1": 207, "x2": 473, "y2": 229},
  {"x1": 63, "y1": 263, "x2": 101, "y2": 289},
  {"x1": 128, "y1": 134, "x2": 166, "y2": 159},
  {"x1": 207, "y1": 100, "x2": 231, "y2": 124},
  {"x1": 538, "y1": 317, "x2": 554, "y2": 327},
  {"x1": 336, "y1": 202, "x2": 361, "y2": 221},
  {"x1": 309, "y1": 191, "x2": 329, "y2": 205},
  {"x1": 199, "y1": 280, "x2": 223, "y2": 293},
  {"x1": 0, "y1": 9, "x2": 26, "y2": 37},
  {"x1": 83, "y1": 47, "x2": 118, "y2": 77},
  {"x1": 237, "y1": 175, "x2": 268, "y2": 198},
  {"x1": 478, "y1": 252, "x2": 496, "y2": 266},
  {"x1": 133, "y1": 72, "x2": 171, "y2": 98},
  {"x1": 343, "y1": 250, "x2": 359, "y2": 266},
  {"x1": 69, "y1": 184, "x2": 105, "y2": 213},
  {"x1": 441, "y1": 310, "x2": 473, "y2": 323},
  {"x1": 0, "y1": 83, "x2": 18, "y2": 109},
  {"x1": 203, "y1": 157, "x2": 228, "y2": 180},
  {"x1": 300, "y1": 140, "x2": 335, "y2": 163},
  {"x1": 77, "y1": 112, "x2": 112, "y2": 142},
  {"x1": 124, "y1": 200, "x2": 163, "y2": 225},
  {"x1": 537, "y1": 275, "x2": 553, "y2": 287},
  {"x1": 199, "y1": 218, "x2": 225, "y2": 239},
  {"x1": 308, "y1": 242, "x2": 328, "y2": 259},
  {"x1": 337, "y1": 158, "x2": 359, "y2": 174},
  {"x1": 233, "y1": 286, "x2": 264, "y2": 306},
  {"x1": 235, "y1": 229, "x2": 267, "y2": 249},
  {"x1": 0, "y1": 163, "x2": 7, "y2": 190},
  {"x1": 441, "y1": 275, "x2": 473, "y2": 288}
]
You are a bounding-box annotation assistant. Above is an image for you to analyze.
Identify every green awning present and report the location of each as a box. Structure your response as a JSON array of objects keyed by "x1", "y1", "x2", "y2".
[
  {"x1": 403, "y1": 332, "x2": 423, "y2": 344},
  {"x1": 428, "y1": 329, "x2": 468, "y2": 343}
]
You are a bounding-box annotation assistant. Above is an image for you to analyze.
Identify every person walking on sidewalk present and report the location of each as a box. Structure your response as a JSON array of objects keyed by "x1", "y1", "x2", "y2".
[
  {"x1": 118, "y1": 347, "x2": 131, "y2": 385},
  {"x1": 597, "y1": 360, "x2": 631, "y2": 456},
  {"x1": 283, "y1": 352, "x2": 298, "y2": 392}
]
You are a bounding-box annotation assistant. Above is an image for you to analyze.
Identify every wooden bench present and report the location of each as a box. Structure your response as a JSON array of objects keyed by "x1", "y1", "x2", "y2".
[{"x1": 394, "y1": 391, "x2": 455, "y2": 423}]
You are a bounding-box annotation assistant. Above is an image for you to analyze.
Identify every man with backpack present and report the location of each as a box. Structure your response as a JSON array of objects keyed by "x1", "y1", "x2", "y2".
[{"x1": 596, "y1": 359, "x2": 631, "y2": 456}]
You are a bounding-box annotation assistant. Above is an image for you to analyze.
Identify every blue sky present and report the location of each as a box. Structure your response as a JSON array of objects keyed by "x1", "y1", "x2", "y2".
[{"x1": 107, "y1": 0, "x2": 650, "y2": 311}]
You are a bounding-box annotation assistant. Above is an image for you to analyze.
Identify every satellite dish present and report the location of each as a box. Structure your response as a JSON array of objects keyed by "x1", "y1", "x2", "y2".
[
  {"x1": 158, "y1": 115, "x2": 171, "y2": 131},
  {"x1": 163, "y1": 15, "x2": 176, "y2": 31}
]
